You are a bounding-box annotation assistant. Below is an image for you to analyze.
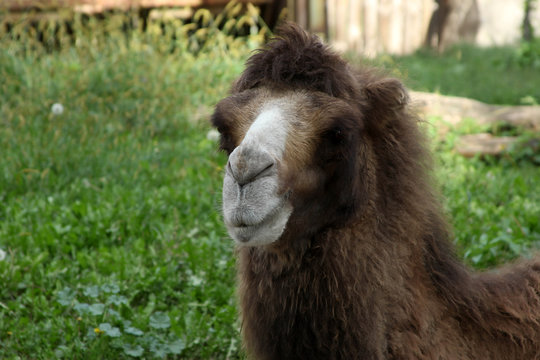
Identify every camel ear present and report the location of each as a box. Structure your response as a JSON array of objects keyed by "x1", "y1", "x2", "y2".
[
  {"x1": 365, "y1": 78, "x2": 409, "y2": 109},
  {"x1": 363, "y1": 78, "x2": 409, "y2": 128}
]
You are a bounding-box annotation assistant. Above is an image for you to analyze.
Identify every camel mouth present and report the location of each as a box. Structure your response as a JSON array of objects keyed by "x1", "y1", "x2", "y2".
[{"x1": 225, "y1": 200, "x2": 293, "y2": 246}]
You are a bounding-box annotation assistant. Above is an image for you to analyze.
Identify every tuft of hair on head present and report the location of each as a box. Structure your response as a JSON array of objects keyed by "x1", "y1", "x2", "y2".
[{"x1": 232, "y1": 22, "x2": 358, "y2": 99}]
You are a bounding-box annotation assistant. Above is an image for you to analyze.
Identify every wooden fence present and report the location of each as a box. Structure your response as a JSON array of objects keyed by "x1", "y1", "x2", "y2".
[
  {"x1": 1, "y1": 0, "x2": 273, "y2": 12},
  {"x1": 290, "y1": 0, "x2": 435, "y2": 56},
  {"x1": 0, "y1": 0, "x2": 283, "y2": 31},
  {"x1": 3, "y1": 0, "x2": 536, "y2": 55}
]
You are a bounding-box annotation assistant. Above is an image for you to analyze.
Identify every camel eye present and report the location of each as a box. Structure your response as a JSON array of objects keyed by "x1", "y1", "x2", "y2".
[
  {"x1": 323, "y1": 127, "x2": 347, "y2": 146},
  {"x1": 318, "y1": 124, "x2": 355, "y2": 165}
]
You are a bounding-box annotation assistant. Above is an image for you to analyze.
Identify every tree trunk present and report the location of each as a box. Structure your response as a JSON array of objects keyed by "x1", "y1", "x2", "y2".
[
  {"x1": 425, "y1": 0, "x2": 480, "y2": 52},
  {"x1": 522, "y1": 0, "x2": 535, "y2": 41}
]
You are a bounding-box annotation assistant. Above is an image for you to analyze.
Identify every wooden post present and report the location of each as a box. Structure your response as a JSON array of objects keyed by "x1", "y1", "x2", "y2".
[
  {"x1": 309, "y1": 0, "x2": 327, "y2": 37},
  {"x1": 363, "y1": 0, "x2": 379, "y2": 56}
]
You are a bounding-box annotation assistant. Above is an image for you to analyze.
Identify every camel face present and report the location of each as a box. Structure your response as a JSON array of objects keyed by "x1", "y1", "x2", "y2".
[{"x1": 213, "y1": 87, "x2": 361, "y2": 247}]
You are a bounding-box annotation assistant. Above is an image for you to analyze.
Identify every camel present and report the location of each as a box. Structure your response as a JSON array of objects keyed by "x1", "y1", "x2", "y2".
[{"x1": 211, "y1": 23, "x2": 540, "y2": 359}]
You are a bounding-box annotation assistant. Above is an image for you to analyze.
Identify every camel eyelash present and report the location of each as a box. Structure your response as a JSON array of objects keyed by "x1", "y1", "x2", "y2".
[{"x1": 218, "y1": 134, "x2": 235, "y2": 154}]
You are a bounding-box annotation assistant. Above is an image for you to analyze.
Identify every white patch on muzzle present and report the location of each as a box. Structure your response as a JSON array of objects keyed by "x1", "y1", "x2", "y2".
[{"x1": 222, "y1": 102, "x2": 293, "y2": 246}]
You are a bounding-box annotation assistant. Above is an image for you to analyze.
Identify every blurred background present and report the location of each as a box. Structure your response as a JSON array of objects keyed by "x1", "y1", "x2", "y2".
[{"x1": 2, "y1": 0, "x2": 540, "y2": 54}]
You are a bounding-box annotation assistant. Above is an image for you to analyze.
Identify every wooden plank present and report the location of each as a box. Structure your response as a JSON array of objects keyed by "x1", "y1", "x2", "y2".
[
  {"x1": 291, "y1": 0, "x2": 308, "y2": 29},
  {"x1": 73, "y1": 0, "x2": 200, "y2": 13},
  {"x1": 326, "y1": 0, "x2": 336, "y2": 43},
  {"x1": 390, "y1": 0, "x2": 404, "y2": 53},
  {"x1": 336, "y1": 0, "x2": 351, "y2": 51},
  {"x1": 402, "y1": 0, "x2": 421, "y2": 54},
  {"x1": 362, "y1": 0, "x2": 379, "y2": 57},
  {"x1": 1, "y1": 0, "x2": 273, "y2": 12},
  {"x1": 309, "y1": 0, "x2": 326, "y2": 36},
  {"x1": 378, "y1": 0, "x2": 391, "y2": 52},
  {"x1": 287, "y1": 0, "x2": 295, "y2": 22},
  {"x1": 0, "y1": 0, "x2": 81, "y2": 10}
]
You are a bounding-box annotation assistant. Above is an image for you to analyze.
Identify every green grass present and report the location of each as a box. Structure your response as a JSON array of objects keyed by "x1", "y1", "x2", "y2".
[
  {"x1": 356, "y1": 44, "x2": 540, "y2": 105},
  {"x1": 0, "y1": 14, "x2": 250, "y2": 358},
  {"x1": 0, "y1": 16, "x2": 539, "y2": 359},
  {"x1": 432, "y1": 130, "x2": 540, "y2": 267}
]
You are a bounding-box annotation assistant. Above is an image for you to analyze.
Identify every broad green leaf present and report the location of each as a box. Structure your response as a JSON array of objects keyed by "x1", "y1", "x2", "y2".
[
  {"x1": 101, "y1": 283, "x2": 120, "y2": 294},
  {"x1": 57, "y1": 287, "x2": 75, "y2": 306},
  {"x1": 106, "y1": 294, "x2": 128, "y2": 306},
  {"x1": 124, "y1": 326, "x2": 144, "y2": 336},
  {"x1": 150, "y1": 340, "x2": 169, "y2": 357},
  {"x1": 123, "y1": 344, "x2": 144, "y2": 357},
  {"x1": 149, "y1": 311, "x2": 171, "y2": 329},
  {"x1": 168, "y1": 338, "x2": 186, "y2": 354},
  {"x1": 89, "y1": 303, "x2": 105, "y2": 316},
  {"x1": 74, "y1": 302, "x2": 90, "y2": 315},
  {"x1": 83, "y1": 285, "x2": 100, "y2": 298},
  {"x1": 99, "y1": 322, "x2": 121, "y2": 337}
]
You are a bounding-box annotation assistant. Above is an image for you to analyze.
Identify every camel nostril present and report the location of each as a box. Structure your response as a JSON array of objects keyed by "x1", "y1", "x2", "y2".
[
  {"x1": 227, "y1": 148, "x2": 275, "y2": 186},
  {"x1": 260, "y1": 162, "x2": 274, "y2": 175},
  {"x1": 244, "y1": 160, "x2": 275, "y2": 185}
]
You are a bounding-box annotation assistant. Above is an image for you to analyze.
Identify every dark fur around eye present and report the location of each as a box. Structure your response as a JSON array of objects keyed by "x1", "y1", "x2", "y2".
[
  {"x1": 211, "y1": 109, "x2": 235, "y2": 154},
  {"x1": 317, "y1": 128, "x2": 351, "y2": 164},
  {"x1": 219, "y1": 132, "x2": 236, "y2": 155},
  {"x1": 323, "y1": 127, "x2": 346, "y2": 146}
]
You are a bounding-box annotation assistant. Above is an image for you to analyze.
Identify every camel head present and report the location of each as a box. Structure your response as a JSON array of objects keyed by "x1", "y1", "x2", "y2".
[{"x1": 211, "y1": 24, "x2": 410, "y2": 247}]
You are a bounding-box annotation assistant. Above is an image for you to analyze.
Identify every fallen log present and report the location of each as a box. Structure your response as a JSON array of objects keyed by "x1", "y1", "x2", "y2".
[
  {"x1": 455, "y1": 133, "x2": 517, "y2": 157},
  {"x1": 411, "y1": 91, "x2": 540, "y2": 131},
  {"x1": 409, "y1": 91, "x2": 540, "y2": 157}
]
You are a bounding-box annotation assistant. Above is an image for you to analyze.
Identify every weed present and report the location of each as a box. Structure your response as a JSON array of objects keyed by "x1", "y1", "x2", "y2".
[{"x1": 53, "y1": 284, "x2": 185, "y2": 358}]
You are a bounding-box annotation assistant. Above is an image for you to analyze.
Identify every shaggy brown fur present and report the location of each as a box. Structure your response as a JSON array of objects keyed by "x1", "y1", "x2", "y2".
[{"x1": 212, "y1": 23, "x2": 540, "y2": 359}]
